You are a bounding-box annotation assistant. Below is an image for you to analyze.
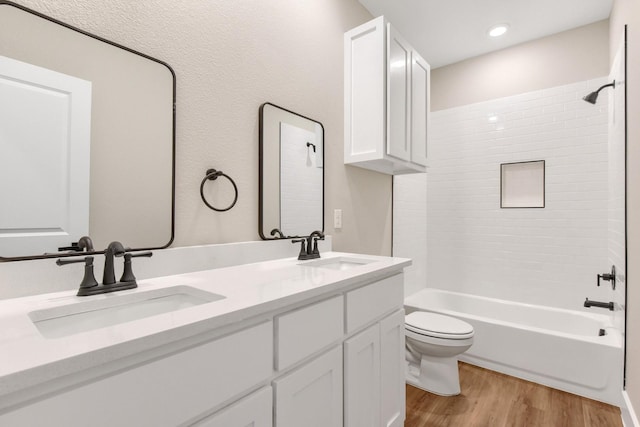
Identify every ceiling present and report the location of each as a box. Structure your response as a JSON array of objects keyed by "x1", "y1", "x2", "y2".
[{"x1": 358, "y1": 0, "x2": 613, "y2": 68}]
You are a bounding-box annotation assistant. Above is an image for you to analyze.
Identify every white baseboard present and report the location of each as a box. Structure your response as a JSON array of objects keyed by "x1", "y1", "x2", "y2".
[{"x1": 622, "y1": 391, "x2": 640, "y2": 427}]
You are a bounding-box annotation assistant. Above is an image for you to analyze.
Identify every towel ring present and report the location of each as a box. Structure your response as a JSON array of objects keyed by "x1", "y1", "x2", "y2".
[{"x1": 200, "y1": 168, "x2": 238, "y2": 212}]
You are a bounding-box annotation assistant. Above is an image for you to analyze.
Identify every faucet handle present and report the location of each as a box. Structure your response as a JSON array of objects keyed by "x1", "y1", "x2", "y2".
[
  {"x1": 120, "y1": 252, "x2": 153, "y2": 284},
  {"x1": 56, "y1": 256, "x2": 99, "y2": 293},
  {"x1": 597, "y1": 265, "x2": 616, "y2": 290},
  {"x1": 292, "y1": 239, "x2": 307, "y2": 260}
]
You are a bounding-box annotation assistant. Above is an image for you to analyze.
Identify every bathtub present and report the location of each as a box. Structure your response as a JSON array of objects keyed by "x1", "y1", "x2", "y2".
[{"x1": 404, "y1": 288, "x2": 623, "y2": 405}]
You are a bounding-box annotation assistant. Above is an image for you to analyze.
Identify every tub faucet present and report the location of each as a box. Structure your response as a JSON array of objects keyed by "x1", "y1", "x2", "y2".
[{"x1": 584, "y1": 298, "x2": 614, "y2": 311}]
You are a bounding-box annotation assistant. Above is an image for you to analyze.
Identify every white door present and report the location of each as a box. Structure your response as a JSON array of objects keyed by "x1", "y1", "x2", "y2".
[
  {"x1": 344, "y1": 323, "x2": 381, "y2": 427},
  {"x1": 411, "y1": 53, "x2": 430, "y2": 167},
  {"x1": 380, "y1": 310, "x2": 406, "y2": 427},
  {"x1": 191, "y1": 387, "x2": 272, "y2": 427},
  {"x1": 274, "y1": 346, "x2": 343, "y2": 427},
  {"x1": 386, "y1": 23, "x2": 411, "y2": 162},
  {"x1": 0, "y1": 55, "x2": 91, "y2": 256}
]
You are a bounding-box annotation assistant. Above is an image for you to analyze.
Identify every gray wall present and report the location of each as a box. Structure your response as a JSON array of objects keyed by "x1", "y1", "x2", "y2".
[
  {"x1": 431, "y1": 20, "x2": 609, "y2": 111},
  {"x1": 18, "y1": 0, "x2": 391, "y2": 256}
]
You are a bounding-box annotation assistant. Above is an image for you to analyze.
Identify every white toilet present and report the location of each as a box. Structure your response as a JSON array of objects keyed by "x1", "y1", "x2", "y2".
[{"x1": 405, "y1": 311, "x2": 474, "y2": 396}]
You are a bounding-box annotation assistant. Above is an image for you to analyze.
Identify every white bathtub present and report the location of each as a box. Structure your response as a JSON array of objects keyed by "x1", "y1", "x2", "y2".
[{"x1": 404, "y1": 288, "x2": 623, "y2": 405}]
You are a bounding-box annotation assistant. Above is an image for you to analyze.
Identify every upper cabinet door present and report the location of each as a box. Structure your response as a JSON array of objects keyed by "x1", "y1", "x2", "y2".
[
  {"x1": 411, "y1": 53, "x2": 430, "y2": 167},
  {"x1": 344, "y1": 16, "x2": 429, "y2": 175},
  {"x1": 386, "y1": 23, "x2": 411, "y2": 163},
  {"x1": 344, "y1": 16, "x2": 386, "y2": 164}
]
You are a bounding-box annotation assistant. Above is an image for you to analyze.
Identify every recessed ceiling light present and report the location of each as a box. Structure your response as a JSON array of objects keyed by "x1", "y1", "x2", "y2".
[{"x1": 488, "y1": 24, "x2": 509, "y2": 38}]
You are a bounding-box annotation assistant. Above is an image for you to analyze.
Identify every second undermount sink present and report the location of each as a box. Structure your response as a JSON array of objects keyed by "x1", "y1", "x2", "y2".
[
  {"x1": 29, "y1": 286, "x2": 225, "y2": 339},
  {"x1": 299, "y1": 256, "x2": 375, "y2": 271}
]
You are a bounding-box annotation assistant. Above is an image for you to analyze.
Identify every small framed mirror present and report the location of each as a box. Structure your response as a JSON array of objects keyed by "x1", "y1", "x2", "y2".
[{"x1": 259, "y1": 103, "x2": 324, "y2": 239}]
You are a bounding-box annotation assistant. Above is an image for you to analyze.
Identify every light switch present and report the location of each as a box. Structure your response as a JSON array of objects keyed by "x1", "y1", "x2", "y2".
[{"x1": 334, "y1": 209, "x2": 342, "y2": 229}]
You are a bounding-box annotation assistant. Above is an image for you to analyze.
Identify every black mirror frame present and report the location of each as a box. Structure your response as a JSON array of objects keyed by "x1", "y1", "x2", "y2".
[
  {"x1": 0, "y1": 1, "x2": 176, "y2": 262},
  {"x1": 258, "y1": 102, "x2": 324, "y2": 240}
]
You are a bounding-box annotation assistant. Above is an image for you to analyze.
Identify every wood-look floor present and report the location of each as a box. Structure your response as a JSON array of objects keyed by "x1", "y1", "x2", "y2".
[{"x1": 405, "y1": 362, "x2": 622, "y2": 427}]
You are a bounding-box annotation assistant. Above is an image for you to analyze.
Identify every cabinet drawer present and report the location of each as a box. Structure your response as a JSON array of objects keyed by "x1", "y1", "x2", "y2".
[
  {"x1": 0, "y1": 321, "x2": 273, "y2": 427},
  {"x1": 346, "y1": 274, "x2": 403, "y2": 333},
  {"x1": 276, "y1": 295, "x2": 343, "y2": 370},
  {"x1": 191, "y1": 386, "x2": 272, "y2": 427}
]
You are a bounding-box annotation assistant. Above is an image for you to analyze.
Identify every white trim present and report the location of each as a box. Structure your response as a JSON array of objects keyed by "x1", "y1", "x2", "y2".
[{"x1": 622, "y1": 391, "x2": 640, "y2": 427}]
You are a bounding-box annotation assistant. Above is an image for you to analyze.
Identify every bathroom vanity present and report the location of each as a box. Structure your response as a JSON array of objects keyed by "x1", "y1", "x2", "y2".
[{"x1": 0, "y1": 252, "x2": 409, "y2": 427}]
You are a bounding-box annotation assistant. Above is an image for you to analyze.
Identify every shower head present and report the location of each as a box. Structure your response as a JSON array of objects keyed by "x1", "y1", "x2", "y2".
[{"x1": 582, "y1": 81, "x2": 615, "y2": 104}]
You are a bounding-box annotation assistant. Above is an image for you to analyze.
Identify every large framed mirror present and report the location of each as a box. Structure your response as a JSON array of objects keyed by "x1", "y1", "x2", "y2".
[
  {"x1": 259, "y1": 103, "x2": 324, "y2": 239},
  {"x1": 0, "y1": 1, "x2": 175, "y2": 261}
]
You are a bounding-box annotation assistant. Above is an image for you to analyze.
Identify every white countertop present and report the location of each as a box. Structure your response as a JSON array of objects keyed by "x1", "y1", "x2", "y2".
[{"x1": 0, "y1": 252, "x2": 410, "y2": 402}]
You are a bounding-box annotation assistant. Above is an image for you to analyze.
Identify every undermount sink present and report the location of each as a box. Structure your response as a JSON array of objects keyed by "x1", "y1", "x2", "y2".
[
  {"x1": 299, "y1": 256, "x2": 375, "y2": 271},
  {"x1": 29, "y1": 286, "x2": 225, "y2": 339}
]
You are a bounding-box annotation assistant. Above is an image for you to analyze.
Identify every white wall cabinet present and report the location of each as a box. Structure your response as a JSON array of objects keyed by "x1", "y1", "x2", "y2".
[
  {"x1": 1, "y1": 274, "x2": 406, "y2": 427},
  {"x1": 344, "y1": 16, "x2": 430, "y2": 175}
]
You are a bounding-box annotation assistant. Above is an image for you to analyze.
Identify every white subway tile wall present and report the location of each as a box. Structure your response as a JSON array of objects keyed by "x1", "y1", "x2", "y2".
[
  {"x1": 395, "y1": 77, "x2": 614, "y2": 309},
  {"x1": 393, "y1": 173, "x2": 427, "y2": 297}
]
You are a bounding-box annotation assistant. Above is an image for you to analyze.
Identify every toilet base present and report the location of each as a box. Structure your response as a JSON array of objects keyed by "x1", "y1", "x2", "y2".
[{"x1": 406, "y1": 354, "x2": 462, "y2": 396}]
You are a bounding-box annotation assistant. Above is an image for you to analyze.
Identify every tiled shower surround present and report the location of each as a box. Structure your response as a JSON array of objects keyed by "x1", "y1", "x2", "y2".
[{"x1": 395, "y1": 77, "x2": 614, "y2": 310}]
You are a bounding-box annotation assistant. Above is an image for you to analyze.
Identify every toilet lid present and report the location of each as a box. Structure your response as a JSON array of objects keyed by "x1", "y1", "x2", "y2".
[{"x1": 405, "y1": 312, "x2": 474, "y2": 339}]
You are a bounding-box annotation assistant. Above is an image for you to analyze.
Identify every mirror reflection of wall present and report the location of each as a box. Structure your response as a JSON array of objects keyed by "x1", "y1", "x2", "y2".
[
  {"x1": 259, "y1": 103, "x2": 324, "y2": 239},
  {"x1": 280, "y1": 122, "x2": 323, "y2": 236},
  {"x1": 0, "y1": 3, "x2": 175, "y2": 260}
]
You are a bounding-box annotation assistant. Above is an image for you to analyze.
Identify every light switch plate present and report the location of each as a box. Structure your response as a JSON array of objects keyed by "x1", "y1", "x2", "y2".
[{"x1": 334, "y1": 209, "x2": 342, "y2": 229}]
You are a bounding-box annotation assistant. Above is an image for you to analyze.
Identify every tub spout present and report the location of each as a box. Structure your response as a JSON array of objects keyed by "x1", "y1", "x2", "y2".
[{"x1": 584, "y1": 298, "x2": 614, "y2": 311}]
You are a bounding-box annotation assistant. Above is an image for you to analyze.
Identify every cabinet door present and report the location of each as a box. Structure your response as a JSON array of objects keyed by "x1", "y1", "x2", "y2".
[
  {"x1": 192, "y1": 387, "x2": 272, "y2": 427},
  {"x1": 274, "y1": 346, "x2": 343, "y2": 427},
  {"x1": 380, "y1": 310, "x2": 406, "y2": 427},
  {"x1": 411, "y1": 53, "x2": 430, "y2": 167},
  {"x1": 386, "y1": 23, "x2": 411, "y2": 162},
  {"x1": 344, "y1": 323, "x2": 381, "y2": 427},
  {"x1": 344, "y1": 16, "x2": 386, "y2": 164}
]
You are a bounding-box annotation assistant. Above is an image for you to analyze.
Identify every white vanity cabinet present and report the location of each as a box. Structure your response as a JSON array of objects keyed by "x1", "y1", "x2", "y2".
[
  {"x1": 274, "y1": 346, "x2": 344, "y2": 427},
  {"x1": 192, "y1": 387, "x2": 273, "y2": 427},
  {"x1": 0, "y1": 264, "x2": 407, "y2": 427},
  {"x1": 344, "y1": 15, "x2": 430, "y2": 175},
  {"x1": 0, "y1": 321, "x2": 274, "y2": 427},
  {"x1": 343, "y1": 274, "x2": 406, "y2": 427}
]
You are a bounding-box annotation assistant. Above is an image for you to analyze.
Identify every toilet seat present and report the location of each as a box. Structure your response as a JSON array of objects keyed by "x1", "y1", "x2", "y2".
[{"x1": 405, "y1": 312, "x2": 474, "y2": 340}]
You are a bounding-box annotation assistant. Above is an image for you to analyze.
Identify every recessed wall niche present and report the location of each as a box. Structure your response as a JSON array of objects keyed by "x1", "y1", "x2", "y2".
[{"x1": 500, "y1": 160, "x2": 545, "y2": 208}]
